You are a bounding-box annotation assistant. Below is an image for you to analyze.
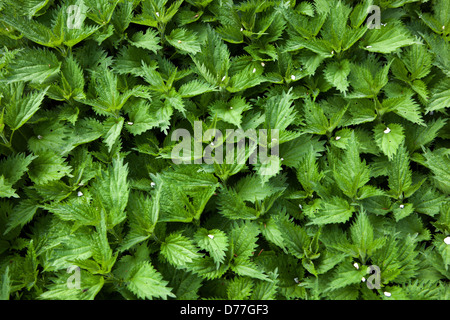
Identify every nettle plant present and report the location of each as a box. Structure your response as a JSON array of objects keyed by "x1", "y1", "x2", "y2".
[{"x1": 0, "y1": 0, "x2": 449, "y2": 300}]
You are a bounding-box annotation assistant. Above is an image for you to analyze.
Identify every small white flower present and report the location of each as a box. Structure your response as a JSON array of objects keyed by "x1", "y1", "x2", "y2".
[
  {"x1": 155, "y1": 12, "x2": 160, "y2": 17},
  {"x1": 211, "y1": 142, "x2": 214, "y2": 146},
  {"x1": 291, "y1": 75, "x2": 296, "y2": 80},
  {"x1": 222, "y1": 76, "x2": 226, "y2": 81},
  {"x1": 280, "y1": 158, "x2": 284, "y2": 161},
  {"x1": 442, "y1": 25, "x2": 446, "y2": 30},
  {"x1": 299, "y1": 204, "x2": 302, "y2": 209},
  {"x1": 384, "y1": 291, "x2": 392, "y2": 297},
  {"x1": 150, "y1": 182, "x2": 156, "y2": 187},
  {"x1": 178, "y1": 40, "x2": 182, "y2": 43},
  {"x1": 127, "y1": 122, "x2": 134, "y2": 126},
  {"x1": 381, "y1": 23, "x2": 387, "y2": 26},
  {"x1": 444, "y1": 237, "x2": 450, "y2": 245},
  {"x1": 384, "y1": 127, "x2": 391, "y2": 134},
  {"x1": 261, "y1": 62, "x2": 265, "y2": 67},
  {"x1": 331, "y1": 50, "x2": 334, "y2": 55},
  {"x1": 37, "y1": 135, "x2": 43, "y2": 140},
  {"x1": 77, "y1": 191, "x2": 84, "y2": 197},
  {"x1": 78, "y1": 183, "x2": 84, "y2": 187},
  {"x1": 399, "y1": 204, "x2": 405, "y2": 209},
  {"x1": 335, "y1": 136, "x2": 341, "y2": 141},
  {"x1": 366, "y1": 45, "x2": 372, "y2": 49},
  {"x1": 230, "y1": 107, "x2": 233, "y2": 110},
  {"x1": 252, "y1": 68, "x2": 256, "y2": 73},
  {"x1": 240, "y1": 27, "x2": 243, "y2": 31},
  {"x1": 294, "y1": 277, "x2": 299, "y2": 284},
  {"x1": 208, "y1": 234, "x2": 214, "y2": 239},
  {"x1": 353, "y1": 262, "x2": 359, "y2": 270},
  {"x1": 361, "y1": 277, "x2": 366, "y2": 282}
]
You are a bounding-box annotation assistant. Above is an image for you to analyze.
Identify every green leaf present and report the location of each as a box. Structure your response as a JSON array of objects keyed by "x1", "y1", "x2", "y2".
[
  {"x1": 217, "y1": 186, "x2": 259, "y2": 220},
  {"x1": 209, "y1": 96, "x2": 251, "y2": 128},
  {"x1": 302, "y1": 99, "x2": 329, "y2": 135},
  {"x1": 333, "y1": 132, "x2": 371, "y2": 198},
  {"x1": 427, "y1": 79, "x2": 450, "y2": 113},
  {"x1": 126, "y1": 261, "x2": 175, "y2": 300},
  {"x1": 422, "y1": 148, "x2": 450, "y2": 194},
  {"x1": 161, "y1": 232, "x2": 201, "y2": 267},
  {"x1": 124, "y1": 100, "x2": 163, "y2": 135},
  {"x1": 0, "y1": 153, "x2": 37, "y2": 186},
  {"x1": 349, "y1": 210, "x2": 385, "y2": 262},
  {"x1": 28, "y1": 152, "x2": 72, "y2": 185},
  {"x1": 373, "y1": 123, "x2": 405, "y2": 160},
  {"x1": 4, "y1": 48, "x2": 61, "y2": 84},
  {"x1": 323, "y1": 59, "x2": 351, "y2": 93},
  {"x1": 311, "y1": 197, "x2": 355, "y2": 225},
  {"x1": 103, "y1": 117, "x2": 124, "y2": 152},
  {"x1": 90, "y1": 156, "x2": 129, "y2": 228},
  {"x1": 178, "y1": 80, "x2": 217, "y2": 98},
  {"x1": 44, "y1": 195, "x2": 100, "y2": 226},
  {"x1": 0, "y1": 176, "x2": 18, "y2": 198},
  {"x1": 5, "y1": 86, "x2": 48, "y2": 131},
  {"x1": 129, "y1": 29, "x2": 162, "y2": 53},
  {"x1": 230, "y1": 221, "x2": 260, "y2": 259},
  {"x1": 231, "y1": 258, "x2": 269, "y2": 281},
  {"x1": 166, "y1": 28, "x2": 201, "y2": 54},
  {"x1": 381, "y1": 96, "x2": 424, "y2": 126},
  {"x1": 273, "y1": 213, "x2": 309, "y2": 259},
  {"x1": 194, "y1": 228, "x2": 229, "y2": 268},
  {"x1": 405, "y1": 118, "x2": 447, "y2": 152},
  {"x1": 4, "y1": 200, "x2": 39, "y2": 235},
  {"x1": 387, "y1": 143, "x2": 412, "y2": 199},
  {"x1": 227, "y1": 276, "x2": 254, "y2": 300},
  {"x1": 362, "y1": 22, "x2": 418, "y2": 53},
  {"x1": 0, "y1": 266, "x2": 10, "y2": 300},
  {"x1": 326, "y1": 261, "x2": 367, "y2": 291}
]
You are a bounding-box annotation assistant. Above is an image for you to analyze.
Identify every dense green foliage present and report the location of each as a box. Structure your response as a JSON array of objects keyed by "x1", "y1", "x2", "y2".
[{"x1": 0, "y1": 0, "x2": 449, "y2": 300}]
